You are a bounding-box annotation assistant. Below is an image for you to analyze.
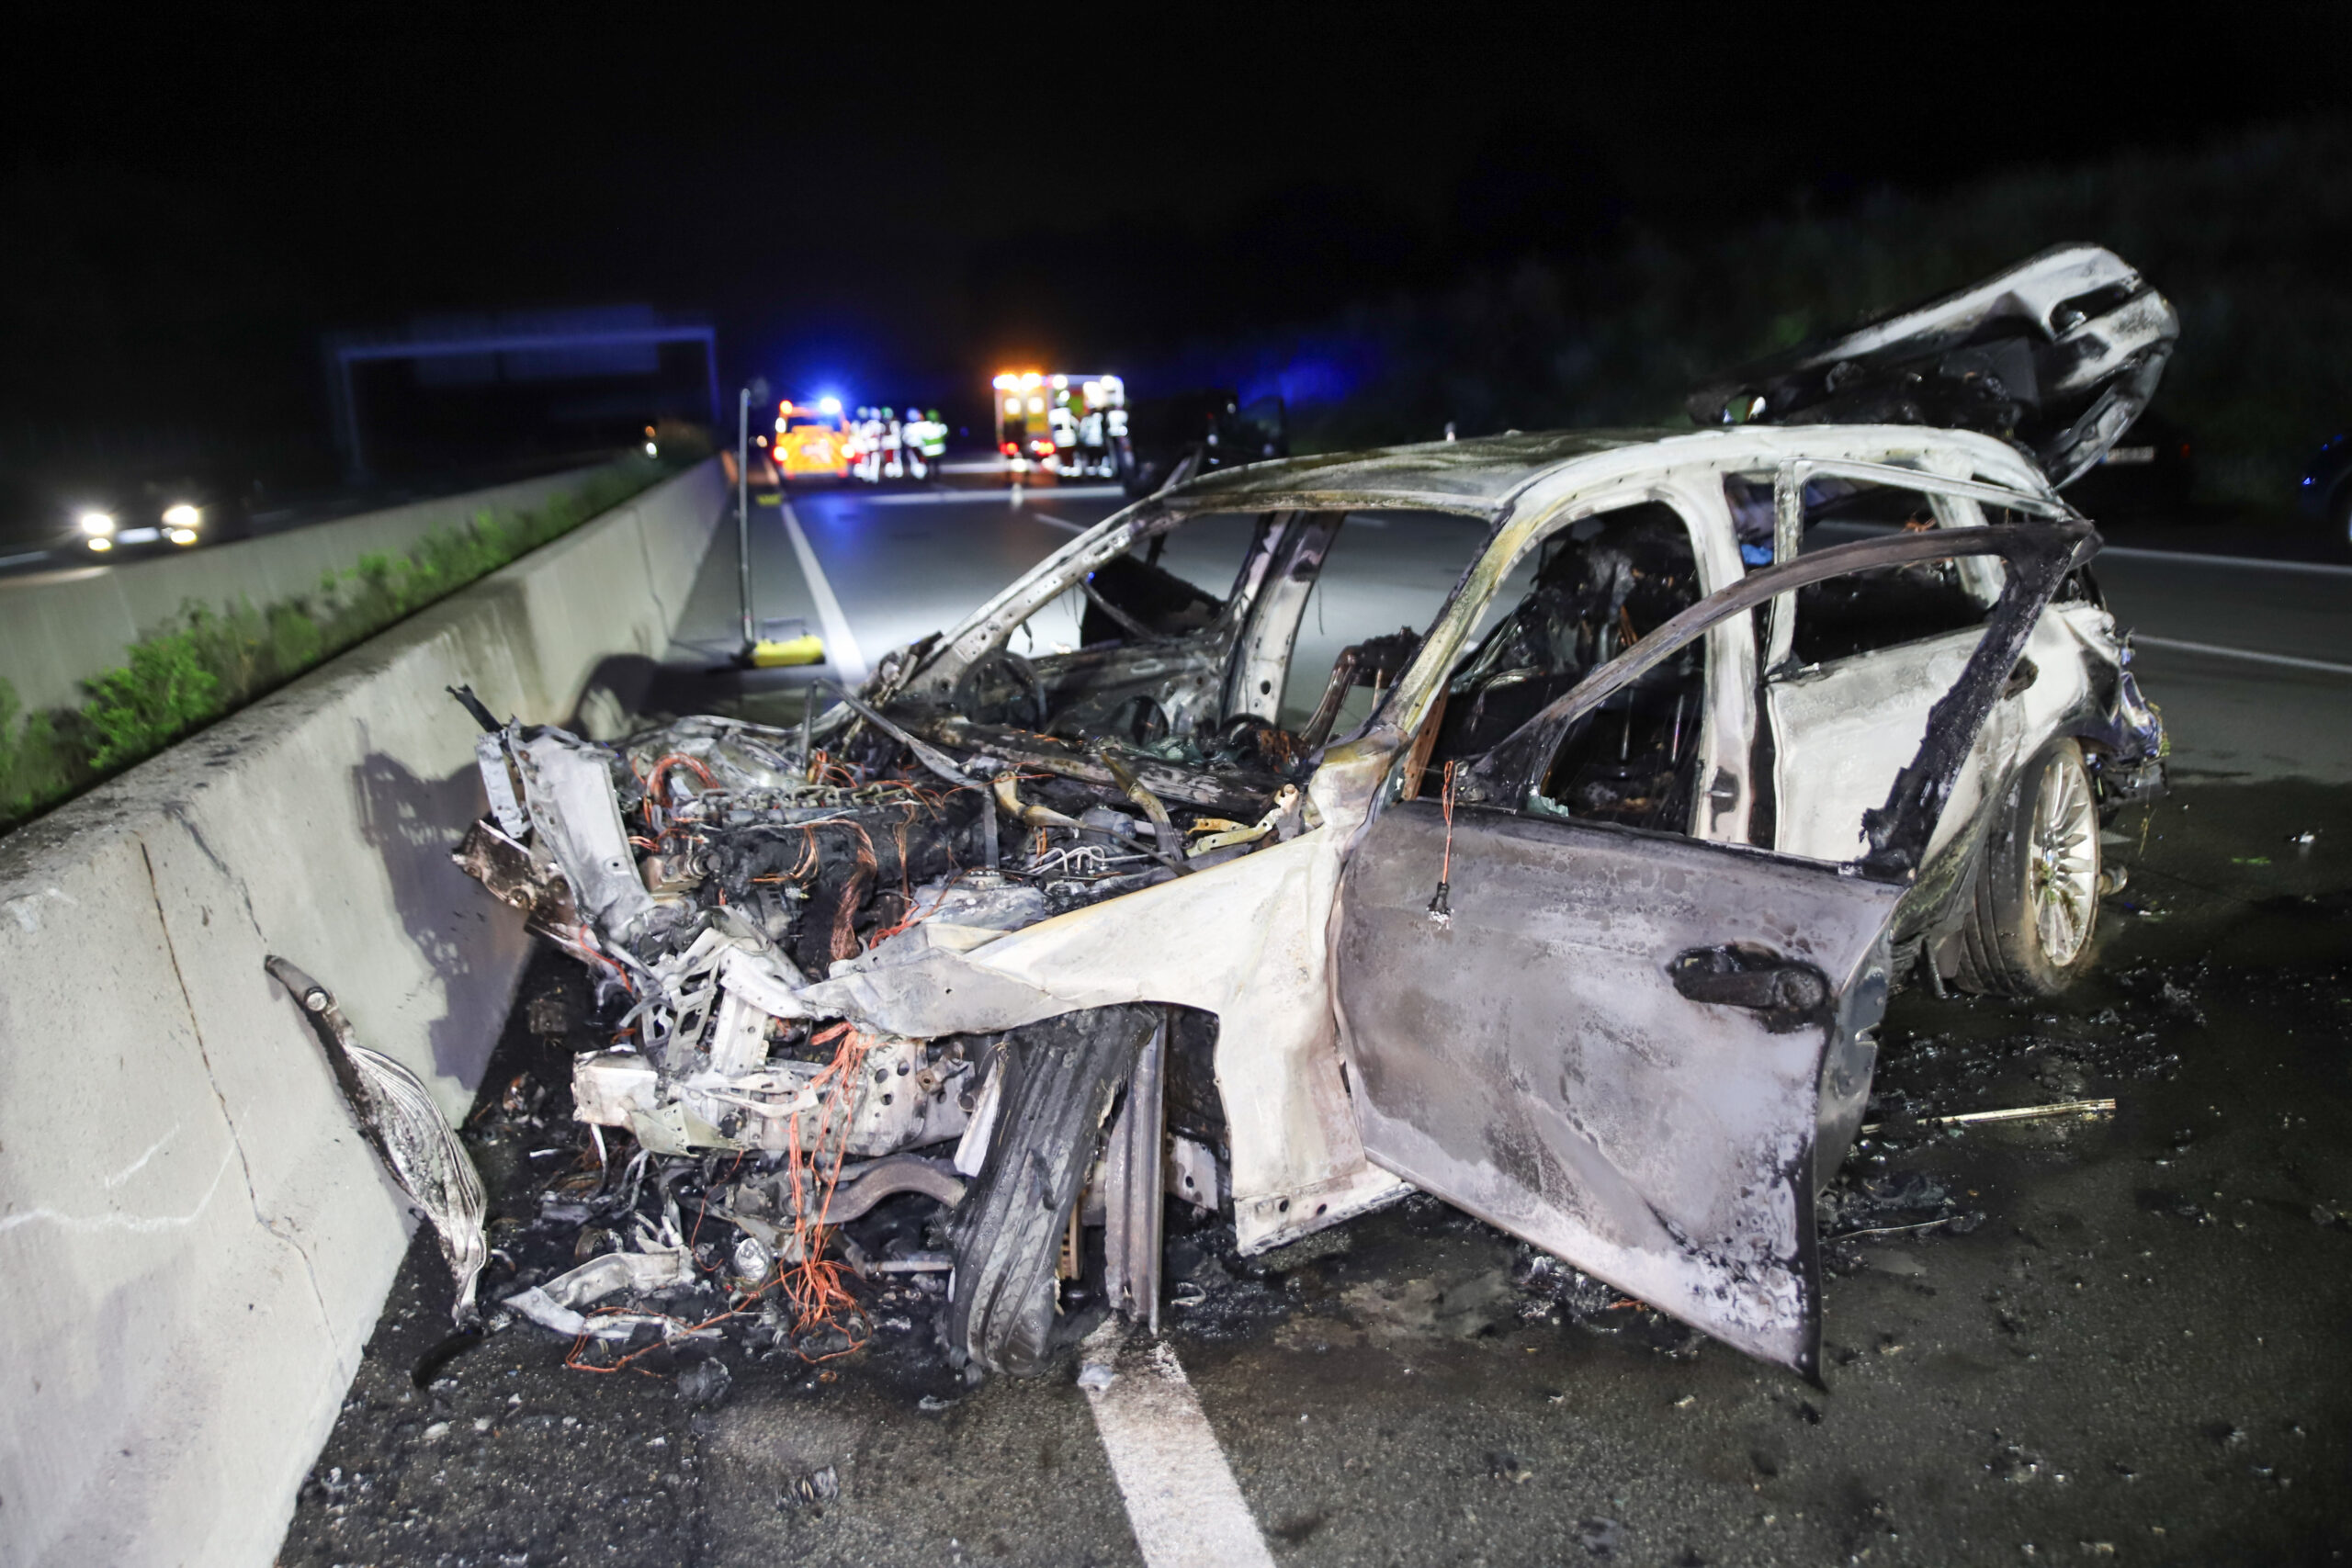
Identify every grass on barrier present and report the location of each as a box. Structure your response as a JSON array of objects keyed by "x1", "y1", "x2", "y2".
[{"x1": 0, "y1": 454, "x2": 689, "y2": 835}]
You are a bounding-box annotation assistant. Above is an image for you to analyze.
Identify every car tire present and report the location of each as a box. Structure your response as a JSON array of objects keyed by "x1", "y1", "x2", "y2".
[
  {"x1": 945, "y1": 1006, "x2": 1156, "y2": 1375},
  {"x1": 1952, "y1": 739, "x2": 2102, "y2": 997}
]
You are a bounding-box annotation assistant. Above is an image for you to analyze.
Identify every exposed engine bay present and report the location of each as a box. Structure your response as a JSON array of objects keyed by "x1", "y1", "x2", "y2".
[
  {"x1": 447, "y1": 667, "x2": 1324, "y2": 1371},
  {"x1": 452, "y1": 683, "x2": 1314, "y2": 1160}
]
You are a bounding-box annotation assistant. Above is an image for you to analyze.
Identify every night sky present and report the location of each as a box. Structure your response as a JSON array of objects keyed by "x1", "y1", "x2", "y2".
[{"x1": 4, "y1": 4, "x2": 2343, "y2": 448}]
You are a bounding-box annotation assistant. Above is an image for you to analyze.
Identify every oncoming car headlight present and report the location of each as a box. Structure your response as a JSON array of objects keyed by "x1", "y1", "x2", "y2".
[
  {"x1": 167, "y1": 527, "x2": 199, "y2": 546},
  {"x1": 162, "y1": 502, "x2": 201, "y2": 529},
  {"x1": 78, "y1": 511, "x2": 115, "y2": 536}
]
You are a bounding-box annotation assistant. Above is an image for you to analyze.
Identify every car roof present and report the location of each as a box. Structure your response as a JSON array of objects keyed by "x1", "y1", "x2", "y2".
[
  {"x1": 1160, "y1": 424, "x2": 2063, "y2": 515},
  {"x1": 1165, "y1": 430, "x2": 1666, "y2": 513}
]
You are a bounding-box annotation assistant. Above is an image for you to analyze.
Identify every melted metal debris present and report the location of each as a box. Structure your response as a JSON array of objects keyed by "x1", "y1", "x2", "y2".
[{"x1": 267, "y1": 956, "x2": 488, "y2": 1325}]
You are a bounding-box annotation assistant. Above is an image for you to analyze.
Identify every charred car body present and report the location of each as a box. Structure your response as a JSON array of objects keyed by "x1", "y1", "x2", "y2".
[{"x1": 452, "y1": 257, "x2": 2172, "y2": 1382}]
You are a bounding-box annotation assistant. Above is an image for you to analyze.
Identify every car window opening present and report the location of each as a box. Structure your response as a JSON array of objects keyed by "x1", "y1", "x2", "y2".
[
  {"x1": 963, "y1": 512, "x2": 1297, "y2": 778},
  {"x1": 1290, "y1": 510, "x2": 1505, "y2": 749},
  {"x1": 1780, "y1": 478, "x2": 2005, "y2": 667},
  {"x1": 1419, "y1": 502, "x2": 1704, "y2": 829}
]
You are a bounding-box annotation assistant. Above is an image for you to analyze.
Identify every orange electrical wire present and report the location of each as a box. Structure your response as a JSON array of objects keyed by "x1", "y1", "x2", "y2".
[
  {"x1": 565, "y1": 1024, "x2": 879, "y2": 1380},
  {"x1": 575, "y1": 929, "x2": 636, "y2": 995},
  {"x1": 775, "y1": 1021, "x2": 876, "y2": 1356},
  {"x1": 647, "y1": 753, "x2": 717, "y2": 795},
  {"x1": 1427, "y1": 760, "x2": 1459, "y2": 925},
  {"x1": 1439, "y1": 760, "x2": 1459, "y2": 884}
]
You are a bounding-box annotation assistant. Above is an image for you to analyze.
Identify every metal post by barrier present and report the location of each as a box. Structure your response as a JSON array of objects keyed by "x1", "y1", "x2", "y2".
[{"x1": 736, "y1": 387, "x2": 754, "y2": 649}]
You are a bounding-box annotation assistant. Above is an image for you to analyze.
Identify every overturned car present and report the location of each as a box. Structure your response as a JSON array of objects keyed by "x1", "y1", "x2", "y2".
[{"x1": 451, "y1": 289, "x2": 2171, "y2": 1387}]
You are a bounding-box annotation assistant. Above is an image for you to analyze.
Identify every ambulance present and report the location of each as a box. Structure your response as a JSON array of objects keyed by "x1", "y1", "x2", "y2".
[
  {"x1": 772, "y1": 398, "x2": 853, "y2": 481},
  {"x1": 990, "y1": 371, "x2": 1126, "y2": 476}
]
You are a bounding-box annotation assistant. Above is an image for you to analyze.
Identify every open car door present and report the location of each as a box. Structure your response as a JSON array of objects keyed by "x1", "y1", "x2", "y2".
[{"x1": 1335, "y1": 522, "x2": 2093, "y2": 1377}]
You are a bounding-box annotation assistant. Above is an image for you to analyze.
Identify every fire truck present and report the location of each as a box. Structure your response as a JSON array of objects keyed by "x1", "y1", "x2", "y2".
[{"x1": 990, "y1": 371, "x2": 1127, "y2": 477}]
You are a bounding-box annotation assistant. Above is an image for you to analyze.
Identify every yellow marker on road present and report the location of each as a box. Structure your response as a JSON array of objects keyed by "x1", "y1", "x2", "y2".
[{"x1": 745, "y1": 634, "x2": 825, "y2": 668}]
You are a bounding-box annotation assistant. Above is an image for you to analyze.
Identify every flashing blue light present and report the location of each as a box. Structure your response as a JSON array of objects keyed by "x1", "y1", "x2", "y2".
[{"x1": 818, "y1": 396, "x2": 842, "y2": 415}]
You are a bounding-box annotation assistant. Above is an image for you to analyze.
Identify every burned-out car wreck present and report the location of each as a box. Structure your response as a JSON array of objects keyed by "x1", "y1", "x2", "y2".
[{"x1": 410, "y1": 248, "x2": 2174, "y2": 1383}]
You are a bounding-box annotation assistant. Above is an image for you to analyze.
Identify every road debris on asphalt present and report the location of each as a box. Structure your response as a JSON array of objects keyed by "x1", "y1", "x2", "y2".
[
  {"x1": 777, "y1": 1464, "x2": 840, "y2": 1510},
  {"x1": 1860, "y1": 1097, "x2": 2119, "y2": 1134}
]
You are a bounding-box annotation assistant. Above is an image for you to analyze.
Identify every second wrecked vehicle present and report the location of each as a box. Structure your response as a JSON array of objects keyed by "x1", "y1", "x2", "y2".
[{"x1": 452, "y1": 259, "x2": 2172, "y2": 1382}]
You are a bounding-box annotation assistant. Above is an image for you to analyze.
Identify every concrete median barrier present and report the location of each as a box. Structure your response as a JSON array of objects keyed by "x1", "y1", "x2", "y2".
[{"x1": 0, "y1": 457, "x2": 727, "y2": 1568}]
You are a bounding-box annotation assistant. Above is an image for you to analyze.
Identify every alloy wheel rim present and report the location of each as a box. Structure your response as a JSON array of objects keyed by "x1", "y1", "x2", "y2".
[{"x1": 2029, "y1": 755, "x2": 2098, "y2": 966}]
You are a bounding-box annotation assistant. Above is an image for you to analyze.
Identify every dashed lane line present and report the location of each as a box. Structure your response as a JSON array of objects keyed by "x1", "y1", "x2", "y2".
[
  {"x1": 777, "y1": 498, "x2": 869, "y2": 684},
  {"x1": 2131, "y1": 635, "x2": 2352, "y2": 677},
  {"x1": 2097, "y1": 542, "x2": 2352, "y2": 577},
  {"x1": 866, "y1": 482, "x2": 1130, "y2": 505},
  {"x1": 1079, "y1": 1320, "x2": 1277, "y2": 1568}
]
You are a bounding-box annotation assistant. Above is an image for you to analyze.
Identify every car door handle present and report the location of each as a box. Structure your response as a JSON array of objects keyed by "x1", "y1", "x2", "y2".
[
  {"x1": 2003, "y1": 657, "x2": 2039, "y2": 699},
  {"x1": 1669, "y1": 946, "x2": 1828, "y2": 1017}
]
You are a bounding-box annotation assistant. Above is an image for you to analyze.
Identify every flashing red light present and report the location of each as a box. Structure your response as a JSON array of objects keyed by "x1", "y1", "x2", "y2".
[
  {"x1": 1000, "y1": 441, "x2": 1019, "y2": 457},
  {"x1": 1030, "y1": 439, "x2": 1054, "y2": 457}
]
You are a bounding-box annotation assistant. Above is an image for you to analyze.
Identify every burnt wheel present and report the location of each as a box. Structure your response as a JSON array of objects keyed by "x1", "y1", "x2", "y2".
[{"x1": 1953, "y1": 739, "x2": 2102, "y2": 997}]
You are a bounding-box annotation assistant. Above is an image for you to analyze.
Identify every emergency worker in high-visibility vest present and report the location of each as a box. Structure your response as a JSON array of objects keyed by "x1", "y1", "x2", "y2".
[
  {"x1": 900, "y1": 404, "x2": 930, "y2": 481},
  {"x1": 854, "y1": 407, "x2": 883, "y2": 483},
  {"x1": 1076, "y1": 391, "x2": 1106, "y2": 477},
  {"x1": 1047, "y1": 391, "x2": 1079, "y2": 474}
]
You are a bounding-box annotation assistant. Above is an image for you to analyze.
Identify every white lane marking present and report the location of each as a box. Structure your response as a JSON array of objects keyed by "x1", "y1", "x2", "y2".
[
  {"x1": 2098, "y1": 543, "x2": 2352, "y2": 578},
  {"x1": 1079, "y1": 1321, "x2": 1277, "y2": 1568},
  {"x1": 867, "y1": 483, "x2": 1130, "y2": 505},
  {"x1": 1030, "y1": 483, "x2": 1128, "y2": 499},
  {"x1": 1812, "y1": 517, "x2": 2352, "y2": 578},
  {"x1": 2132, "y1": 635, "x2": 2352, "y2": 677},
  {"x1": 866, "y1": 490, "x2": 1023, "y2": 507},
  {"x1": 777, "y1": 499, "x2": 869, "y2": 684}
]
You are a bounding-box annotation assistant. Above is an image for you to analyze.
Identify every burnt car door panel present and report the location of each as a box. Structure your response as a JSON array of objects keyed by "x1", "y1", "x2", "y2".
[
  {"x1": 1336, "y1": 523, "x2": 2092, "y2": 1374},
  {"x1": 1339, "y1": 807, "x2": 1899, "y2": 1374}
]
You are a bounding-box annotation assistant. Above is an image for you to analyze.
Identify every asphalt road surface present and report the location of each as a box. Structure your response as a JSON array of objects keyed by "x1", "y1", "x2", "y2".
[{"x1": 279, "y1": 478, "x2": 2352, "y2": 1567}]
